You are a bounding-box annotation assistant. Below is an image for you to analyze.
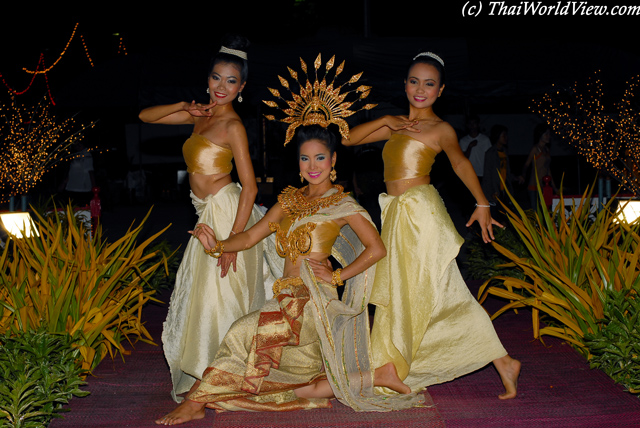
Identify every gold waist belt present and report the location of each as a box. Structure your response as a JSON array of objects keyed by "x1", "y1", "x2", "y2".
[{"x1": 272, "y1": 277, "x2": 305, "y2": 296}]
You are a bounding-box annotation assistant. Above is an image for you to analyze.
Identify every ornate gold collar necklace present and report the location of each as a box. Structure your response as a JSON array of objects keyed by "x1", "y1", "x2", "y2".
[{"x1": 278, "y1": 185, "x2": 347, "y2": 221}]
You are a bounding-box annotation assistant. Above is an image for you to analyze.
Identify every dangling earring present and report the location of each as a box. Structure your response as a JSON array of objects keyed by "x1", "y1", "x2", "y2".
[
  {"x1": 300, "y1": 172, "x2": 304, "y2": 183},
  {"x1": 206, "y1": 88, "x2": 210, "y2": 94},
  {"x1": 330, "y1": 167, "x2": 337, "y2": 182},
  {"x1": 238, "y1": 92, "x2": 243, "y2": 103}
]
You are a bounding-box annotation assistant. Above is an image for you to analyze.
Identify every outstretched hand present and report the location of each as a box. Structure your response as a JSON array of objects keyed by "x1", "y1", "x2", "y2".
[
  {"x1": 185, "y1": 100, "x2": 216, "y2": 117},
  {"x1": 188, "y1": 223, "x2": 217, "y2": 250},
  {"x1": 385, "y1": 115, "x2": 421, "y2": 133},
  {"x1": 465, "y1": 207, "x2": 504, "y2": 244}
]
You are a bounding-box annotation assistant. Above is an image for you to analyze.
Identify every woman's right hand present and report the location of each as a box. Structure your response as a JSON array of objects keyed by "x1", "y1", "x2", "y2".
[
  {"x1": 184, "y1": 100, "x2": 216, "y2": 117},
  {"x1": 188, "y1": 223, "x2": 218, "y2": 250},
  {"x1": 384, "y1": 115, "x2": 420, "y2": 133}
]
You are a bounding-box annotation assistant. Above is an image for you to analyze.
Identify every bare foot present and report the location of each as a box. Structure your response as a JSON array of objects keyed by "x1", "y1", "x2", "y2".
[
  {"x1": 155, "y1": 399, "x2": 206, "y2": 425},
  {"x1": 493, "y1": 355, "x2": 521, "y2": 400},
  {"x1": 374, "y1": 362, "x2": 412, "y2": 394}
]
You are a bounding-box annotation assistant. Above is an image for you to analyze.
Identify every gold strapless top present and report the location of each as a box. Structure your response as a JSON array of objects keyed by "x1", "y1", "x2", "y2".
[
  {"x1": 182, "y1": 133, "x2": 233, "y2": 175},
  {"x1": 269, "y1": 217, "x2": 341, "y2": 264},
  {"x1": 382, "y1": 134, "x2": 437, "y2": 182}
]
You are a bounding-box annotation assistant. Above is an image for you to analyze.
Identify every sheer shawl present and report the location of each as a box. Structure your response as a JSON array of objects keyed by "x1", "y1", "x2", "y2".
[{"x1": 294, "y1": 188, "x2": 424, "y2": 411}]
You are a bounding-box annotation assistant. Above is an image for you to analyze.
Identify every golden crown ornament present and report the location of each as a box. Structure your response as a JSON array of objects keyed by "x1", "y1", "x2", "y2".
[{"x1": 263, "y1": 53, "x2": 377, "y2": 145}]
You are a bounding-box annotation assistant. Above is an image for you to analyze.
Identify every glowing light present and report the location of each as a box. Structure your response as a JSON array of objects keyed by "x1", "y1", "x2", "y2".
[
  {"x1": 1, "y1": 23, "x2": 129, "y2": 98},
  {"x1": 80, "y1": 34, "x2": 95, "y2": 67},
  {"x1": 23, "y1": 23, "x2": 80, "y2": 75},
  {"x1": 0, "y1": 95, "x2": 97, "y2": 203},
  {"x1": 531, "y1": 71, "x2": 640, "y2": 196},
  {"x1": 614, "y1": 200, "x2": 640, "y2": 224},
  {"x1": 0, "y1": 212, "x2": 39, "y2": 238}
]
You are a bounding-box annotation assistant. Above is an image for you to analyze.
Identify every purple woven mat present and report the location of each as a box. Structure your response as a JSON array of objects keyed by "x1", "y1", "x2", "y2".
[
  {"x1": 428, "y1": 281, "x2": 640, "y2": 428},
  {"x1": 49, "y1": 294, "x2": 444, "y2": 428},
  {"x1": 49, "y1": 282, "x2": 640, "y2": 428}
]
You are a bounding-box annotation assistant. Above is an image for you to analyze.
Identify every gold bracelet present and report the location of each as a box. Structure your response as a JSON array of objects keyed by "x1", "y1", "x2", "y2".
[
  {"x1": 204, "y1": 241, "x2": 224, "y2": 259},
  {"x1": 331, "y1": 268, "x2": 344, "y2": 286}
]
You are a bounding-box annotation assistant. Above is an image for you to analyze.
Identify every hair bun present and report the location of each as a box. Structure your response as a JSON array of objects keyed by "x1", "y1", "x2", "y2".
[{"x1": 220, "y1": 33, "x2": 250, "y2": 52}]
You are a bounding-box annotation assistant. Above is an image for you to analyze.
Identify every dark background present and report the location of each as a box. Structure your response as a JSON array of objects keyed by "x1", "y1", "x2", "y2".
[{"x1": 1, "y1": 1, "x2": 638, "y2": 210}]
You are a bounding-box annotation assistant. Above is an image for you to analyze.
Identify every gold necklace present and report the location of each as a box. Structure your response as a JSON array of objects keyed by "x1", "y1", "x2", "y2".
[{"x1": 278, "y1": 184, "x2": 347, "y2": 221}]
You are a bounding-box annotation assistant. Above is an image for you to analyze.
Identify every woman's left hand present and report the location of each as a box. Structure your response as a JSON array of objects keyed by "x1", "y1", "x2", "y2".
[
  {"x1": 305, "y1": 258, "x2": 334, "y2": 284},
  {"x1": 466, "y1": 206, "x2": 503, "y2": 243}
]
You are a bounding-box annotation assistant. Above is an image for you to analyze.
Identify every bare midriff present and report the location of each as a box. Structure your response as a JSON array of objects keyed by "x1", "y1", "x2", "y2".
[
  {"x1": 189, "y1": 173, "x2": 233, "y2": 200},
  {"x1": 385, "y1": 175, "x2": 431, "y2": 197}
]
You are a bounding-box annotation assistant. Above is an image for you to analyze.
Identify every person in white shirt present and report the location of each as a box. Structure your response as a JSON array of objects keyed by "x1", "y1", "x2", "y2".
[{"x1": 458, "y1": 114, "x2": 492, "y2": 183}]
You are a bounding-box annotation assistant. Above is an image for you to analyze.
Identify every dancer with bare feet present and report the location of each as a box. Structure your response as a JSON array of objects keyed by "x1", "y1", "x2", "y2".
[
  {"x1": 342, "y1": 51, "x2": 520, "y2": 399},
  {"x1": 156, "y1": 57, "x2": 422, "y2": 424},
  {"x1": 139, "y1": 34, "x2": 275, "y2": 402}
]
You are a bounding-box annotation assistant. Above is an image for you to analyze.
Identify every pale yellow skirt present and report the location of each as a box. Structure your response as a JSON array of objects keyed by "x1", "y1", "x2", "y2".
[{"x1": 370, "y1": 184, "x2": 507, "y2": 391}]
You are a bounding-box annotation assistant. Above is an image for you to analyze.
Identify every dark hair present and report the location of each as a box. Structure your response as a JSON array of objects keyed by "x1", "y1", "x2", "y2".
[
  {"x1": 408, "y1": 52, "x2": 446, "y2": 86},
  {"x1": 490, "y1": 124, "x2": 508, "y2": 145},
  {"x1": 295, "y1": 125, "x2": 338, "y2": 155},
  {"x1": 533, "y1": 123, "x2": 550, "y2": 145},
  {"x1": 210, "y1": 34, "x2": 250, "y2": 83}
]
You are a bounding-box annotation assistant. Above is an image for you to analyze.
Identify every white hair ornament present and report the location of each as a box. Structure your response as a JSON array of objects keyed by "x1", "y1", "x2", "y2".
[
  {"x1": 413, "y1": 52, "x2": 444, "y2": 67},
  {"x1": 219, "y1": 46, "x2": 248, "y2": 60}
]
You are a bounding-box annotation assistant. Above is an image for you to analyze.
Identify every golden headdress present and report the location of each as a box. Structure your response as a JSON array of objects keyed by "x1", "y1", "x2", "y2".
[{"x1": 262, "y1": 53, "x2": 377, "y2": 145}]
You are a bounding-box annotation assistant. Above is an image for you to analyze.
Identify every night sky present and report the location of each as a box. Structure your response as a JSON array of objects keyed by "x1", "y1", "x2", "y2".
[{"x1": 1, "y1": 1, "x2": 639, "y2": 196}]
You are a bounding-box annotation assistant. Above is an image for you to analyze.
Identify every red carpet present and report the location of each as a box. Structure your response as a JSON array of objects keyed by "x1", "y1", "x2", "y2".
[{"x1": 48, "y1": 280, "x2": 640, "y2": 427}]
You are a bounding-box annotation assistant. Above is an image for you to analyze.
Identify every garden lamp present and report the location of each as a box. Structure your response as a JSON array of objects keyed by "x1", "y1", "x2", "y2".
[{"x1": 0, "y1": 212, "x2": 40, "y2": 238}]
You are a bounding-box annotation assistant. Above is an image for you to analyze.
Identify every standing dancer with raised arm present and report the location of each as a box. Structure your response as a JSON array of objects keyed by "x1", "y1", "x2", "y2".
[
  {"x1": 342, "y1": 51, "x2": 521, "y2": 399},
  {"x1": 139, "y1": 35, "x2": 276, "y2": 402}
]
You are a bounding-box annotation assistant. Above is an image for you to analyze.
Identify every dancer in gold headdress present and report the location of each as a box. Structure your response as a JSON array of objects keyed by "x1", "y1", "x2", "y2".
[
  {"x1": 139, "y1": 35, "x2": 276, "y2": 402},
  {"x1": 155, "y1": 55, "x2": 422, "y2": 425},
  {"x1": 342, "y1": 52, "x2": 521, "y2": 399}
]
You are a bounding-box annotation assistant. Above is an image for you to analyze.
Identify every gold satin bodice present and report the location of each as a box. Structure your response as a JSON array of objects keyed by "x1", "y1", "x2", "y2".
[
  {"x1": 269, "y1": 217, "x2": 341, "y2": 264},
  {"x1": 182, "y1": 133, "x2": 233, "y2": 175},
  {"x1": 382, "y1": 134, "x2": 437, "y2": 182}
]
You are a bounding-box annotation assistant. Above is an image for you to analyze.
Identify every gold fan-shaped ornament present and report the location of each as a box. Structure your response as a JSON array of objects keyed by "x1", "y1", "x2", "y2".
[{"x1": 263, "y1": 53, "x2": 377, "y2": 145}]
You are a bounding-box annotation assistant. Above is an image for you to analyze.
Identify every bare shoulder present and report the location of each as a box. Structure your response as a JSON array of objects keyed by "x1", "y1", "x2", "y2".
[
  {"x1": 434, "y1": 120, "x2": 459, "y2": 148},
  {"x1": 211, "y1": 114, "x2": 248, "y2": 148},
  {"x1": 435, "y1": 120, "x2": 457, "y2": 136}
]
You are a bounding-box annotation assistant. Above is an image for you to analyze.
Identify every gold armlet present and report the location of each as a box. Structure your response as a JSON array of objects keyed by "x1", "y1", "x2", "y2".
[
  {"x1": 331, "y1": 268, "x2": 344, "y2": 286},
  {"x1": 205, "y1": 241, "x2": 224, "y2": 259}
]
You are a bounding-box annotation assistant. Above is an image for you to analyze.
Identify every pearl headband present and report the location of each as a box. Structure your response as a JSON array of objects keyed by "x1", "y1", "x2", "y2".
[
  {"x1": 413, "y1": 52, "x2": 444, "y2": 67},
  {"x1": 219, "y1": 46, "x2": 247, "y2": 60}
]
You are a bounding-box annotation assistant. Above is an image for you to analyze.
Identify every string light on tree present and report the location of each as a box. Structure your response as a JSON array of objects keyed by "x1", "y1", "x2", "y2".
[
  {"x1": 531, "y1": 71, "x2": 640, "y2": 196},
  {"x1": 0, "y1": 95, "x2": 98, "y2": 203}
]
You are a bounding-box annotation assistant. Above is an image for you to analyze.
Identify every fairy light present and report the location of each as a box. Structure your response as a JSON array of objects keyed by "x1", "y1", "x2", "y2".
[
  {"x1": 116, "y1": 34, "x2": 128, "y2": 55},
  {"x1": 2, "y1": 23, "x2": 129, "y2": 98},
  {"x1": 80, "y1": 34, "x2": 95, "y2": 67},
  {"x1": 0, "y1": 95, "x2": 97, "y2": 203},
  {"x1": 0, "y1": 54, "x2": 53, "y2": 98},
  {"x1": 531, "y1": 71, "x2": 640, "y2": 196},
  {"x1": 23, "y1": 23, "x2": 80, "y2": 75}
]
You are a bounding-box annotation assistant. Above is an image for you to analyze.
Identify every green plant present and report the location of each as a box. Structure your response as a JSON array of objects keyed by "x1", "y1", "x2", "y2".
[
  {"x1": 142, "y1": 240, "x2": 182, "y2": 292},
  {"x1": 584, "y1": 286, "x2": 640, "y2": 394},
  {"x1": 0, "y1": 204, "x2": 169, "y2": 370},
  {"x1": 0, "y1": 329, "x2": 89, "y2": 428},
  {"x1": 464, "y1": 224, "x2": 528, "y2": 282},
  {"x1": 478, "y1": 184, "x2": 640, "y2": 394}
]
